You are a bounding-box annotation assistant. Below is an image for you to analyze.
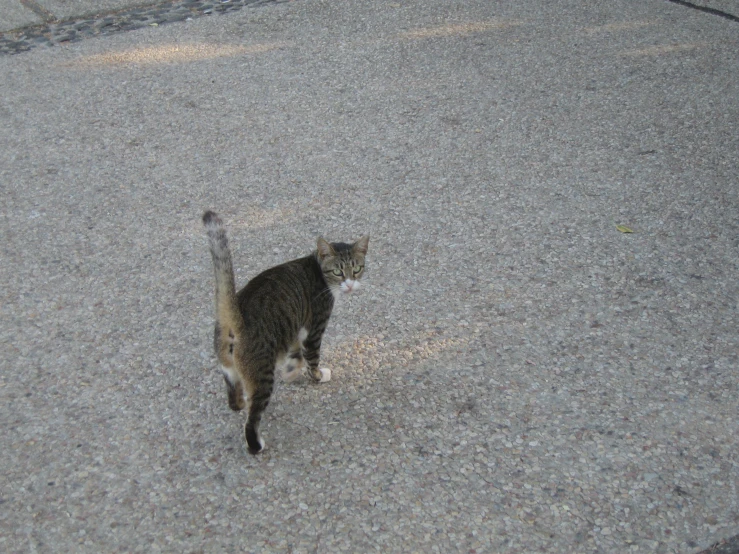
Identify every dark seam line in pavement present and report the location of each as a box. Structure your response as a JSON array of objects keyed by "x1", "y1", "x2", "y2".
[
  {"x1": 19, "y1": 0, "x2": 57, "y2": 23},
  {"x1": 665, "y1": 0, "x2": 739, "y2": 23}
]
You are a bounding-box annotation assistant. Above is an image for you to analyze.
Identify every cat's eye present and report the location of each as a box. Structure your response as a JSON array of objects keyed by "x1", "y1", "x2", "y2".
[
  {"x1": 353, "y1": 265, "x2": 363, "y2": 274},
  {"x1": 332, "y1": 269, "x2": 343, "y2": 277}
]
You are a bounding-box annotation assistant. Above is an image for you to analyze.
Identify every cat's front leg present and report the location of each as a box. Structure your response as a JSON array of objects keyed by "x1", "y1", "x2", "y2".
[{"x1": 302, "y1": 329, "x2": 331, "y2": 383}]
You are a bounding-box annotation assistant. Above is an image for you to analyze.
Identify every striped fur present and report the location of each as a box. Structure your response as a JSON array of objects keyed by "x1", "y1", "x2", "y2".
[{"x1": 202, "y1": 210, "x2": 368, "y2": 454}]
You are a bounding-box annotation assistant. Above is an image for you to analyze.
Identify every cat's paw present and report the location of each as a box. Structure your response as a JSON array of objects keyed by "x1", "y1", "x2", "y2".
[
  {"x1": 318, "y1": 367, "x2": 332, "y2": 383},
  {"x1": 247, "y1": 436, "x2": 265, "y2": 455},
  {"x1": 245, "y1": 424, "x2": 265, "y2": 455}
]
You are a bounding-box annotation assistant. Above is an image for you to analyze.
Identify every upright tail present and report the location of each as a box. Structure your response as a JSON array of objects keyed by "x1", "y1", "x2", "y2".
[{"x1": 202, "y1": 211, "x2": 243, "y2": 366}]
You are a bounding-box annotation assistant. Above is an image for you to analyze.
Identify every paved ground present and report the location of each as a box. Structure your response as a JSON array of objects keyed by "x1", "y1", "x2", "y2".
[{"x1": 1, "y1": 0, "x2": 738, "y2": 552}]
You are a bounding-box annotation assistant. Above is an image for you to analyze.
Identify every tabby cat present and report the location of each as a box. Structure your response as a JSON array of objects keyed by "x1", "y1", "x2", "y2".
[{"x1": 202, "y1": 210, "x2": 369, "y2": 454}]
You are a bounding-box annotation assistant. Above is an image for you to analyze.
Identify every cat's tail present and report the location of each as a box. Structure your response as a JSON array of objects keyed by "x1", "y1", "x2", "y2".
[{"x1": 202, "y1": 211, "x2": 244, "y2": 365}]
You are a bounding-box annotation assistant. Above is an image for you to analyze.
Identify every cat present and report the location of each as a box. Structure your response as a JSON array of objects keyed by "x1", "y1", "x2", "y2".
[{"x1": 202, "y1": 210, "x2": 369, "y2": 454}]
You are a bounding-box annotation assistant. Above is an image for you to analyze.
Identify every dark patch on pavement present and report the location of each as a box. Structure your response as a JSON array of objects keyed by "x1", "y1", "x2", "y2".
[{"x1": 0, "y1": 0, "x2": 290, "y2": 56}]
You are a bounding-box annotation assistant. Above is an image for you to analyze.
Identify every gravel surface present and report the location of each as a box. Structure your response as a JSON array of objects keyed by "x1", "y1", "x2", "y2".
[
  {"x1": 1, "y1": 0, "x2": 738, "y2": 552},
  {"x1": 697, "y1": 534, "x2": 739, "y2": 554}
]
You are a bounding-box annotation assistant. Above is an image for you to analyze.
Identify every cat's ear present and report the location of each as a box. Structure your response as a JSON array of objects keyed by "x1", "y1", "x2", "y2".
[
  {"x1": 316, "y1": 237, "x2": 336, "y2": 260},
  {"x1": 354, "y1": 235, "x2": 369, "y2": 255}
]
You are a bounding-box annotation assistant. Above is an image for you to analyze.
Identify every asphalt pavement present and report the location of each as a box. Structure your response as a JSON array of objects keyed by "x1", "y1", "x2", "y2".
[{"x1": 1, "y1": 0, "x2": 738, "y2": 552}]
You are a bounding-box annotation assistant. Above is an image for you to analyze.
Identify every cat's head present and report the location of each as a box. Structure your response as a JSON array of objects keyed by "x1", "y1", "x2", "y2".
[{"x1": 316, "y1": 235, "x2": 369, "y2": 296}]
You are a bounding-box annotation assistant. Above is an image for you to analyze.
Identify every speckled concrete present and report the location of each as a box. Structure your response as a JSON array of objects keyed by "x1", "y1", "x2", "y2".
[
  {"x1": 0, "y1": 1, "x2": 43, "y2": 33},
  {"x1": 1, "y1": 0, "x2": 738, "y2": 552}
]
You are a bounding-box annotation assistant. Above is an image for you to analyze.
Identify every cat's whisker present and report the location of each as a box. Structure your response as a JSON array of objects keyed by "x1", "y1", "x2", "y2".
[{"x1": 315, "y1": 287, "x2": 336, "y2": 302}]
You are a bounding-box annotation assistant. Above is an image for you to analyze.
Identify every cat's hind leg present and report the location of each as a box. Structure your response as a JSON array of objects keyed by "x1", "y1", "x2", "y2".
[
  {"x1": 281, "y1": 347, "x2": 306, "y2": 383},
  {"x1": 280, "y1": 328, "x2": 310, "y2": 382},
  {"x1": 242, "y1": 361, "x2": 275, "y2": 455},
  {"x1": 221, "y1": 365, "x2": 246, "y2": 411},
  {"x1": 214, "y1": 323, "x2": 246, "y2": 411}
]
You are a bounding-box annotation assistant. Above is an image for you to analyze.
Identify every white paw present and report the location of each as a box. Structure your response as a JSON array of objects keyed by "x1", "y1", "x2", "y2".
[{"x1": 318, "y1": 367, "x2": 332, "y2": 383}]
